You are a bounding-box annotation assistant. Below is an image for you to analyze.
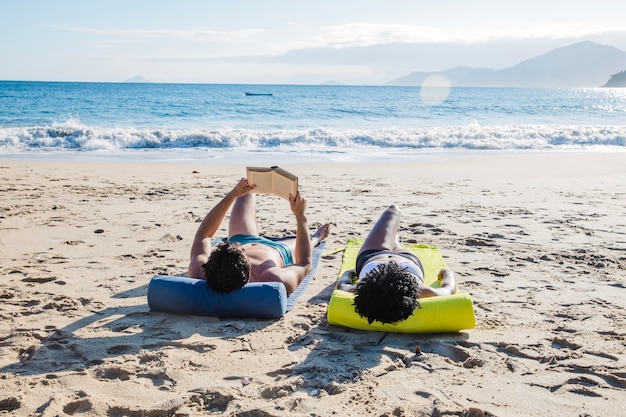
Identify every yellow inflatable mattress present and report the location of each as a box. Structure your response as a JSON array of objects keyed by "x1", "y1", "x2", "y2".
[{"x1": 327, "y1": 239, "x2": 475, "y2": 333}]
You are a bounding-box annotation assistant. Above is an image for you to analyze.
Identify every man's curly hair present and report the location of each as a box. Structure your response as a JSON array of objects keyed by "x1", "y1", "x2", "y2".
[
  {"x1": 353, "y1": 261, "x2": 421, "y2": 324},
  {"x1": 202, "y1": 242, "x2": 250, "y2": 293}
]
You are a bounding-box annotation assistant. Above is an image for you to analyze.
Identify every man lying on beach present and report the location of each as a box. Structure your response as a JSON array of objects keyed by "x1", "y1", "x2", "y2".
[
  {"x1": 336, "y1": 204, "x2": 456, "y2": 324},
  {"x1": 188, "y1": 178, "x2": 330, "y2": 295}
]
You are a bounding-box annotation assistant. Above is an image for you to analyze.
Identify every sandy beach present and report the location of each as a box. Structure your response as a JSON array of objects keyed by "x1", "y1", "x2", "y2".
[{"x1": 1, "y1": 152, "x2": 624, "y2": 417}]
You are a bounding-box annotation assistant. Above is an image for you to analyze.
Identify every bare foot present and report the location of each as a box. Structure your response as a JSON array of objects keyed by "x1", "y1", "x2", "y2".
[{"x1": 312, "y1": 224, "x2": 330, "y2": 245}]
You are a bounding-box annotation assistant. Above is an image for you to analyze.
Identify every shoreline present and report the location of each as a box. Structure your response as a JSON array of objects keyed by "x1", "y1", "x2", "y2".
[
  {"x1": 1, "y1": 147, "x2": 624, "y2": 165},
  {"x1": 1, "y1": 152, "x2": 624, "y2": 416}
]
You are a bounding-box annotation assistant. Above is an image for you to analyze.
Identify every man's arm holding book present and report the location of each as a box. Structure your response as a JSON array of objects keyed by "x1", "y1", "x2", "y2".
[{"x1": 265, "y1": 191, "x2": 312, "y2": 294}]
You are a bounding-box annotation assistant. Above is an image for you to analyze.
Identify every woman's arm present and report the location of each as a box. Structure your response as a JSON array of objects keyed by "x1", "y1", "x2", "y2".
[
  {"x1": 336, "y1": 270, "x2": 358, "y2": 292},
  {"x1": 418, "y1": 268, "x2": 456, "y2": 298}
]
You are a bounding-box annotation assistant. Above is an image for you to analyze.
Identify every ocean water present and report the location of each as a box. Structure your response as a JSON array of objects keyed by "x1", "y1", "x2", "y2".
[{"x1": 1, "y1": 81, "x2": 625, "y2": 163}]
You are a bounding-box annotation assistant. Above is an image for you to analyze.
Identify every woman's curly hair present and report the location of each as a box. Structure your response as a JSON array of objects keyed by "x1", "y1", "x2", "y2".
[
  {"x1": 353, "y1": 261, "x2": 421, "y2": 324},
  {"x1": 202, "y1": 242, "x2": 250, "y2": 293}
]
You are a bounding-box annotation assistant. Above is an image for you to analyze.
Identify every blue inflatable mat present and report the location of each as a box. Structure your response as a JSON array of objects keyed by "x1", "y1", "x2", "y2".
[
  {"x1": 147, "y1": 240, "x2": 325, "y2": 319},
  {"x1": 147, "y1": 277, "x2": 288, "y2": 318}
]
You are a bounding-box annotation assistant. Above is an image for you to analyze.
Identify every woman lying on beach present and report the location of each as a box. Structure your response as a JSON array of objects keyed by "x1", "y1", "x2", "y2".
[
  {"x1": 336, "y1": 204, "x2": 456, "y2": 324},
  {"x1": 188, "y1": 178, "x2": 330, "y2": 295}
]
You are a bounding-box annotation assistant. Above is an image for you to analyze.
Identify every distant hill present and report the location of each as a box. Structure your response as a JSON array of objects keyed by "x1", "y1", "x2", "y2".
[
  {"x1": 387, "y1": 41, "x2": 626, "y2": 88},
  {"x1": 602, "y1": 70, "x2": 626, "y2": 87},
  {"x1": 124, "y1": 75, "x2": 152, "y2": 83}
]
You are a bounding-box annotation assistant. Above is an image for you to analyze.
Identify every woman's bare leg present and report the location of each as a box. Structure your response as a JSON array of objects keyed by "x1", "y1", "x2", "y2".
[
  {"x1": 359, "y1": 204, "x2": 402, "y2": 256},
  {"x1": 228, "y1": 193, "x2": 259, "y2": 237}
]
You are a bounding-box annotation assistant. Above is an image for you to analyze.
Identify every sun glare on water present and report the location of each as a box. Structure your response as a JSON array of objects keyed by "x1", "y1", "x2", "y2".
[{"x1": 420, "y1": 73, "x2": 452, "y2": 106}]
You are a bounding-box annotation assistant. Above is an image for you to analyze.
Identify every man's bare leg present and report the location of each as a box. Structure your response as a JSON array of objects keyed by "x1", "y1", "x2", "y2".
[
  {"x1": 282, "y1": 223, "x2": 330, "y2": 253},
  {"x1": 311, "y1": 223, "x2": 330, "y2": 246},
  {"x1": 228, "y1": 193, "x2": 259, "y2": 237}
]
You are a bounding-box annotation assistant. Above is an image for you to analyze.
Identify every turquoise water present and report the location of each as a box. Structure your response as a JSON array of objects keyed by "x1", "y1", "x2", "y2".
[{"x1": 1, "y1": 81, "x2": 625, "y2": 162}]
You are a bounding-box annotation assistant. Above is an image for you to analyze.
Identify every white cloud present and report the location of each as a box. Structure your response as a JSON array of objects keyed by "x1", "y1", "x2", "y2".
[
  {"x1": 313, "y1": 24, "x2": 487, "y2": 47},
  {"x1": 301, "y1": 23, "x2": 626, "y2": 50},
  {"x1": 51, "y1": 21, "x2": 626, "y2": 57},
  {"x1": 51, "y1": 25, "x2": 264, "y2": 43}
]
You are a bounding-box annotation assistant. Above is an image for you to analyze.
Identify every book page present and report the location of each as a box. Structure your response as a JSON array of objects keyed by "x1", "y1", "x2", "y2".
[
  {"x1": 246, "y1": 166, "x2": 297, "y2": 200},
  {"x1": 272, "y1": 171, "x2": 298, "y2": 200},
  {"x1": 247, "y1": 169, "x2": 274, "y2": 195}
]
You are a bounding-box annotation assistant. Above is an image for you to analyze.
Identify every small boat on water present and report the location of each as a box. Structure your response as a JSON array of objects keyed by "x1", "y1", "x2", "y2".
[{"x1": 245, "y1": 92, "x2": 273, "y2": 96}]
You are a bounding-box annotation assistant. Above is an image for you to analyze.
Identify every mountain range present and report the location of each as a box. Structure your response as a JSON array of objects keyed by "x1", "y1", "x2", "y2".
[{"x1": 386, "y1": 41, "x2": 626, "y2": 88}]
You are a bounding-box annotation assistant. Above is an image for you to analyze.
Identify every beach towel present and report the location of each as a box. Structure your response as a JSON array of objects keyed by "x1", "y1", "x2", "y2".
[
  {"x1": 147, "y1": 239, "x2": 325, "y2": 319},
  {"x1": 326, "y1": 239, "x2": 475, "y2": 333}
]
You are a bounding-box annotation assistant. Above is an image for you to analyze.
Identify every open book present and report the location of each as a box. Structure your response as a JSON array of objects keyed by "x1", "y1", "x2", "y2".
[{"x1": 246, "y1": 166, "x2": 298, "y2": 200}]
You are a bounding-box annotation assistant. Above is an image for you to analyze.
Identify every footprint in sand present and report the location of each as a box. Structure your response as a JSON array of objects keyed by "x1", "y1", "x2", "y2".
[
  {"x1": 465, "y1": 237, "x2": 497, "y2": 247},
  {"x1": 545, "y1": 376, "x2": 603, "y2": 398},
  {"x1": 94, "y1": 366, "x2": 132, "y2": 381},
  {"x1": 22, "y1": 276, "x2": 57, "y2": 284},
  {"x1": 473, "y1": 266, "x2": 509, "y2": 277},
  {"x1": 137, "y1": 370, "x2": 176, "y2": 389},
  {"x1": 106, "y1": 344, "x2": 141, "y2": 355},
  {"x1": 422, "y1": 342, "x2": 485, "y2": 369},
  {"x1": 261, "y1": 382, "x2": 296, "y2": 399},
  {"x1": 63, "y1": 397, "x2": 93, "y2": 415},
  {"x1": 0, "y1": 397, "x2": 21, "y2": 413},
  {"x1": 186, "y1": 389, "x2": 236, "y2": 413}
]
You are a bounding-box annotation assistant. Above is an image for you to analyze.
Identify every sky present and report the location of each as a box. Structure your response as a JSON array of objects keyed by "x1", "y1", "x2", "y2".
[{"x1": 2, "y1": 0, "x2": 626, "y2": 85}]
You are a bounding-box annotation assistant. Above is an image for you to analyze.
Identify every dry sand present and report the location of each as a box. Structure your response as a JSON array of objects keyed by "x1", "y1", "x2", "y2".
[{"x1": 1, "y1": 152, "x2": 625, "y2": 416}]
